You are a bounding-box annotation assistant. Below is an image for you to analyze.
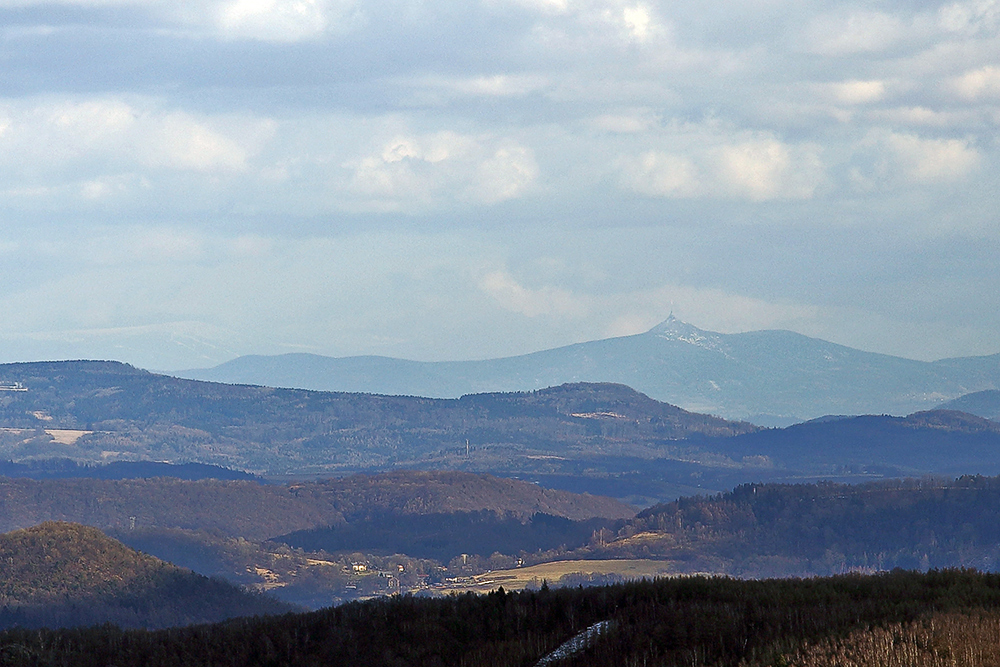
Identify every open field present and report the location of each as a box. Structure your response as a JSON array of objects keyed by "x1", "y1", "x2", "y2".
[
  {"x1": 0, "y1": 427, "x2": 92, "y2": 445},
  {"x1": 437, "y1": 559, "x2": 681, "y2": 594}
]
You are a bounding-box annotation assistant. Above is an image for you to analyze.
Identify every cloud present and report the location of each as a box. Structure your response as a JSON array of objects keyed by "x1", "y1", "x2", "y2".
[
  {"x1": 0, "y1": 0, "x2": 360, "y2": 42},
  {"x1": 214, "y1": 0, "x2": 357, "y2": 41},
  {"x1": 588, "y1": 109, "x2": 659, "y2": 134},
  {"x1": 619, "y1": 128, "x2": 823, "y2": 201},
  {"x1": 823, "y1": 80, "x2": 887, "y2": 105},
  {"x1": 441, "y1": 75, "x2": 550, "y2": 98},
  {"x1": 868, "y1": 107, "x2": 968, "y2": 128},
  {"x1": 621, "y1": 4, "x2": 653, "y2": 41},
  {"x1": 801, "y1": 11, "x2": 907, "y2": 55},
  {"x1": 938, "y1": 0, "x2": 1000, "y2": 34},
  {"x1": 0, "y1": 97, "x2": 265, "y2": 177},
  {"x1": 479, "y1": 269, "x2": 588, "y2": 318},
  {"x1": 716, "y1": 139, "x2": 813, "y2": 201},
  {"x1": 883, "y1": 132, "x2": 981, "y2": 183},
  {"x1": 950, "y1": 66, "x2": 1000, "y2": 100},
  {"x1": 344, "y1": 131, "x2": 538, "y2": 211},
  {"x1": 621, "y1": 151, "x2": 700, "y2": 198},
  {"x1": 486, "y1": 0, "x2": 569, "y2": 15}
]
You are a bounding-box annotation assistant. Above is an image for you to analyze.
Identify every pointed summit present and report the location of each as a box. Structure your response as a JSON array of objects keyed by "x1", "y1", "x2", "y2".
[
  {"x1": 646, "y1": 316, "x2": 730, "y2": 356},
  {"x1": 647, "y1": 314, "x2": 707, "y2": 337}
]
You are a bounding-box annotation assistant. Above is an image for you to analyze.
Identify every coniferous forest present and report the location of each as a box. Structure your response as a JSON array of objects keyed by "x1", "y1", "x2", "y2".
[{"x1": 2, "y1": 569, "x2": 1000, "y2": 666}]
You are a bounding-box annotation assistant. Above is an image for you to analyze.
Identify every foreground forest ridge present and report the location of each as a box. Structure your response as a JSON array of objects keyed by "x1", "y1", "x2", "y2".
[{"x1": 3, "y1": 569, "x2": 1000, "y2": 666}]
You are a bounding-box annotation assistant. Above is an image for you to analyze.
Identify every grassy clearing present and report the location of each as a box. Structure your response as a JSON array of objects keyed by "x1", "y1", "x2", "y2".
[{"x1": 442, "y1": 559, "x2": 681, "y2": 593}]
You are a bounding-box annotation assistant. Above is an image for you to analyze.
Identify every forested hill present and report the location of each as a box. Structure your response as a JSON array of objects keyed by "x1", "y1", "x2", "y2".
[
  {"x1": 0, "y1": 522, "x2": 290, "y2": 629},
  {"x1": 0, "y1": 470, "x2": 634, "y2": 541},
  {"x1": 583, "y1": 475, "x2": 1000, "y2": 577},
  {"x1": 0, "y1": 360, "x2": 754, "y2": 475}
]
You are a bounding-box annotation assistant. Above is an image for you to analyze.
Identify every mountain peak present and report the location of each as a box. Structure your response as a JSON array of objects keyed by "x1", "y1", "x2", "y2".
[
  {"x1": 646, "y1": 316, "x2": 729, "y2": 354},
  {"x1": 647, "y1": 314, "x2": 695, "y2": 335}
]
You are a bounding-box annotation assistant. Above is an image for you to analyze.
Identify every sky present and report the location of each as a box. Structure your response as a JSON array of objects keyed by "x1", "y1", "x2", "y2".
[{"x1": 0, "y1": 0, "x2": 998, "y2": 370}]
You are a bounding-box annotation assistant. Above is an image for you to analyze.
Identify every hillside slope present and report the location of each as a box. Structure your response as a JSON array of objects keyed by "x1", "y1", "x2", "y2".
[
  {"x1": 175, "y1": 316, "x2": 1000, "y2": 421},
  {"x1": 0, "y1": 522, "x2": 290, "y2": 629}
]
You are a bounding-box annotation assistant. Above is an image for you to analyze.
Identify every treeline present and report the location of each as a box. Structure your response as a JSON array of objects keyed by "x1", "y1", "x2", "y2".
[
  {"x1": 277, "y1": 510, "x2": 621, "y2": 561},
  {"x1": 3, "y1": 569, "x2": 1000, "y2": 666},
  {"x1": 0, "y1": 459, "x2": 257, "y2": 482}
]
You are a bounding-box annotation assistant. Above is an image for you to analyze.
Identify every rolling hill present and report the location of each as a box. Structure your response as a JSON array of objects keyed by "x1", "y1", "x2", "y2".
[
  {"x1": 706, "y1": 409, "x2": 1000, "y2": 478},
  {"x1": 0, "y1": 360, "x2": 753, "y2": 482},
  {"x1": 0, "y1": 521, "x2": 290, "y2": 629},
  {"x1": 4, "y1": 360, "x2": 1000, "y2": 505},
  {"x1": 938, "y1": 389, "x2": 1000, "y2": 420},
  {"x1": 578, "y1": 474, "x2": 1000, "y2": 578},
  {"x1": 174, "y1": 316, "x2": 1000, "y2": 422},
  {"x1": 0, "y1": 471, "x2": 633, "y2": 609}
]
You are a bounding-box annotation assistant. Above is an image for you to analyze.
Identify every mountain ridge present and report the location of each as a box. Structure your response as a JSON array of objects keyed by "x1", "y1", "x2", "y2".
[{"x1": 173, "y1": 317, "x2": 1000, "y2": 421}]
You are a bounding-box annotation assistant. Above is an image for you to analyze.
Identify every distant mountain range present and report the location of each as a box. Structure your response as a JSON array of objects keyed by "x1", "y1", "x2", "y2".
[{"x1": 173, "y1": 317, "x2": 1000, "y2": 422}]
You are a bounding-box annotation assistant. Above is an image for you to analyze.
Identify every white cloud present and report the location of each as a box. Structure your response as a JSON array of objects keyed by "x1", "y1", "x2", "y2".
[
  {"x1": 621, "y1": 4, "x2": 652, "y2": 41},
  {"x1": 619, "y1": 128, "x2": 823, "y2": 201},
  {"x1": 716, "y1": 139, "x2": 802, "y2": 201},
  {"x1": 0, "y1": 0, "x2": 359, "y2": 41},
  {"x1": 344, "y1": 131, "x2": 538, "y2": 211},
  {"x1": 449, "y1": 74, "x2": 549, "y2": 98},
  {"x1": 802, "y1": 11, "x2": 907, "y2": 55},
  {"x1": 950, "y1": 66, "x2": 1000, "y2": 100},
  {"x1": 215, "y1": 0, "x2": 355, "y2": 41},
  {"x1": 0, "y1": 97, "x2": 266, "y2": 176},
  {"x1": 621, "y1": 151, "x2": 699, "y2": 197},
  {"x1": 588, "y1": 109, "x2": 659, "y2": 133},
  {"x1": 883, "y1": 132, "x2": 981, "y2": 183},
  {"x1": 824, "y1": 80, "x2": 887, "y2": 105},
  {"x1": 485, "y1": 0, "x2": 569, "y2": 15},
  {"x1": 480, "y1": 269, "x2": 588, "y2": 318},
  {"x1": 475, "y1": 146, "x2": 540, "y2": 203}
]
